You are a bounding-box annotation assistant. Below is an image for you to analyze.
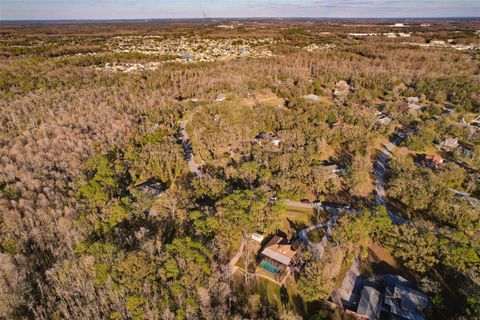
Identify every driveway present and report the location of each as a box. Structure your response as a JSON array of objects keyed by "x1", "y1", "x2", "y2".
[{"x1": 180, "y1": 115, "x2": 202, "y2": 176}]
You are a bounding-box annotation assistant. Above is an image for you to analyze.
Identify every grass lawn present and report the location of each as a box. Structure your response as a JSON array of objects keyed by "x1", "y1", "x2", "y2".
[
  {"x1": 280, "y1": 205, "x2": 314, "y2": 233},
  {"x1": 307, "y1": 227, "x2": 325, "y2": 243},
  {"x1": 256, "y1": 277, "x2": 307, "y2": 316},
  {"x1": 255, "y1": 277, "x2": 326, "y2": 318},
  {"x1": 366, "y1": 242, "x2": 411, "y2": 280}
]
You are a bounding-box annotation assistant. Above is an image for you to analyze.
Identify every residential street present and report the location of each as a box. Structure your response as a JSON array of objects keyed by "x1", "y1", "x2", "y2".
[{"x1": 374, "y1": 142, "x2": 407, "y2": 225}]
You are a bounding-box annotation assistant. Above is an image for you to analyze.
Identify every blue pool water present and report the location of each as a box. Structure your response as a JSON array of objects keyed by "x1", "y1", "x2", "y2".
[{"x1": 261, "y1": 261, "x2": 279, "y2": 273}]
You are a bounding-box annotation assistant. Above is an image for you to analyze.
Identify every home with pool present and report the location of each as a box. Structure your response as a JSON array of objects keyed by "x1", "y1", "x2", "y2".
[{"x1": 259, "y1": 235, "x2": 300, "y2": 278}]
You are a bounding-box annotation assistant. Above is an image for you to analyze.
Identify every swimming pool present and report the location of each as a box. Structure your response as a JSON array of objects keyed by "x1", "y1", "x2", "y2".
[{"x1": 261, "y1": 261, "x2": 279, "y2": 273}]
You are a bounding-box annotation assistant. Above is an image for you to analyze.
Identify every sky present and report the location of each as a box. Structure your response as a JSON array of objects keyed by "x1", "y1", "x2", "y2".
[{"x1": 1, "y1": 0, "x2": 480, "y2": 20}]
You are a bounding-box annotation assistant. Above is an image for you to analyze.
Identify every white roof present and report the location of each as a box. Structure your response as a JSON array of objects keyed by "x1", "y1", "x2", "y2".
[
  {"x1": 303, "y1": 94, "x2": 320, "y2": 101},
  {"x1": 251, "y1": 233, "x2": 264, "y2": 242}
]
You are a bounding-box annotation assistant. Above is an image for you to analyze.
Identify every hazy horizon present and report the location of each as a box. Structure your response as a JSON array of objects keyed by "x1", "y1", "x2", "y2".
[{"x1": 2, "y1": 0, "x2": 480, "y2": 21}]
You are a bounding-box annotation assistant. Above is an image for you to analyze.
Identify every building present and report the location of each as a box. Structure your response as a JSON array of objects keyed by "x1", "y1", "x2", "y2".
[
  {"x1": 439, "y1": 137, "x2": 459, "y2": 151},
  {"x1": 423, "y1": 155, "x2": 445, "y2": 169},
  {"x1": 336, "y1": 258, "x2": 363, "y2": 308},
  {"x1": 353, "y1": 275, "x2": 429, "y2": 320},
  {"x1": 377, "y1": 113, "x2": 394, "y2": 125},
  {"x1": 470, "y1": 115, "x2": 480, "y2": 127},
  {"x1": 407, "y1": 102, "x2": 424, "y2": 112},
  {"x1": 215, "y1": 94, "x2": 226, "y2": 102},
  {"x1": 357, "y1": 286, "x2": 382, "y2": 320},
  {"x1": 334, "y1": 80, "x2": 355, "y2": 99},
  {"x1": 251, "y1": 233, "x2": 265, "y2": 243},
  {"x1": 253, "y1": 132, "x2": 282, "y2": 146},
  {"x1": 458, "y1": 141, "x2": 474, "y2": 159},
  {"x1": 303, "y1": 93, "x2": 320, "y2": 101},
  {"x1": 260, "y1": 236, "x2": 298, "y2": 273},
  {"x1": 431, "y1": 40, "x2": 446, "y2": 45},
  {"x1": 321, "y1": 163, "x2": 344, "y2": 177}
]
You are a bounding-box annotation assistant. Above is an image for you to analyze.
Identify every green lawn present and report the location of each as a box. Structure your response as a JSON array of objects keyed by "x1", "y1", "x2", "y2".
[
  {"x1": 307, "y1": 227, "x2": 325, "y2": 243},
  {"x1": 279, "y1": 205, "x2": 314, "y2": 233},
  {"x1": 256, "y1": 277, "x2": 307, "y2": 315},
  {"x1": 255, "y1": 277, "x2": 325, "y2": 318}
]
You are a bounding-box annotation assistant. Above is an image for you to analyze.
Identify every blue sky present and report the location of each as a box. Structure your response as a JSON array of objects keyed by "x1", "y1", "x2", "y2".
[{"x1": 1, "y1": 0, "x2": 479, "y2": 20}]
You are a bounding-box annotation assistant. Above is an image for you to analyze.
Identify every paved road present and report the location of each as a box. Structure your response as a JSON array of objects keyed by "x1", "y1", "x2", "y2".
[
  {"x1": 285, "y1": 199, "x2": 314, "y2": 209},
  {"x1": 374, "y1": 142, "x2": 407, "y2": 225},
  {"x1": 180, "y1": 115, "x2": 202, "y2": 176}
]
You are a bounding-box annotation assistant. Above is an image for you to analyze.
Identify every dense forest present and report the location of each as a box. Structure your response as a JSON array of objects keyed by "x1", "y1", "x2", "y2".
[{"x1": 0, "y1": 20, "x2": 479, "y2": 319}]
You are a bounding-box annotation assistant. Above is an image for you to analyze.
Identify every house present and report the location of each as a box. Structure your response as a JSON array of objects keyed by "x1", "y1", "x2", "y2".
[
  {"x1": 459, "y1": 141, "x2": 474, "y2": 159},
  {"x1": 383, "y1": 283, "x2": 429, "y2": 320},
  {"x1": 431, "y1": 40, "x2": 446, "y2": 45},
  {"x1": 253, "y1": 132, "x2": 282, "y2": 146},
  {"x1": 357, "y1": 287, "x2": 382, "y2": 320},
  {"x1": 334, "y1": 80, "x2": 354, "y2": 99},
  {"x1": 322, "y1": 163, "x2": 344, "y2": 176},
  {"x1": 353, "y1": 275, "x2": 429, "y2": 320},
  {"x1": 470, "y1": 115, "x2": 480, "y2": 127},
  {"x1": 215, "y1": 94, "x2": 226, "y2": 102},
  {"x1": 397, "y1": 101, "x2": 410, "y2": 113},
  {"x1": 133, "y1": 178, "x2": 165, "y2": 197},
  {"x1": 303, "y1": 94, "x2": 320, "y2": 101},
  {"x1": 336, "y1": 258, "x2": 363, "y2": 308},
  {"x1": 439, "y1": 137, "x2": 459, "y2": 151},
  {"x1": 377, "y1": 114, "x2": 393, "y2": 125},
  {"x1": 260, "y1": 236, "x2": 298, "y2": 273},
  {"x1": 407, "y1": 102, "x2": 424, "y2": 112},
  {"x1": 423, "y1": 155, "x2": 445, "y2": 169}
]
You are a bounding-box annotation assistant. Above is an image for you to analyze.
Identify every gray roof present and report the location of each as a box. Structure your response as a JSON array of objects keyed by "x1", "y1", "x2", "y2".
[
  {"x1": 337, "y1": 259, "x2": 363, "y2": 307},
  {"x1": 384, "y1": 284, "x2": 428, "y2": 320},
  {"x1": 261, "y1": 247, "x2": 292, "y2": 265},
  {"x1": 357, "y1": 286, "x2": 382, "y2": 320}
]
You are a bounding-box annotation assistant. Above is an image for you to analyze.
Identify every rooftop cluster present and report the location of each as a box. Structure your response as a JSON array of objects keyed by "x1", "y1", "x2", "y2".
[{"x1": 108, "y1": 36, "x2": 274, "y2": 62}]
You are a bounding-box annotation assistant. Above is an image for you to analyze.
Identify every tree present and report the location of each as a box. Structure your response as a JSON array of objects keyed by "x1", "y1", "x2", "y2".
[
  {"x1": 297, "y1": 246, "x2": 344, "y2": 302},
  {"x1": 392, "y1": 225, "x2": 439, "y2": 273}
]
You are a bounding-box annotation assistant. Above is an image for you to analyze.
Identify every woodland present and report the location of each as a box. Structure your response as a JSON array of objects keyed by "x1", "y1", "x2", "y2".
[{"x1": 0, "y1": 20, "x2": 479, "y2": 319}]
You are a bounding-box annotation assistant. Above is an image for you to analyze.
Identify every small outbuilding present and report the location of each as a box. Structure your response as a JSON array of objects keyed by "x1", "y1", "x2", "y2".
[
  {"x1": 303, "y1": 94, "x2": 320, "y2": 101},
  {"x1": 215, "y1": 94, "x2": 226, "y2": 102}
]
